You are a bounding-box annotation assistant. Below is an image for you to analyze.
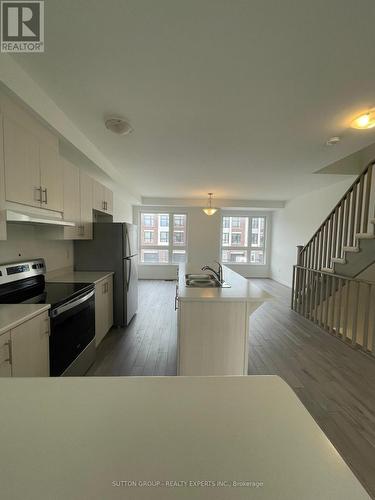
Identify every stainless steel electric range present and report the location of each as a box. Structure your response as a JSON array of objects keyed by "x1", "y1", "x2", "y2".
[{"x1": 0, "y1": 259, "x2": 95, "y2": 376}]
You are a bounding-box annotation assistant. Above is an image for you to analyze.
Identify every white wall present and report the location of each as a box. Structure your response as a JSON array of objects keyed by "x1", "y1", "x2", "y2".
[
  {"x1": 112, "y1": 189, "x2": 139, "y2": 223},
  {"x1": 135, "y1": 206, "x2": 271, "y2": 279},
  {"x1": 271, "y1": 177, "x2": 355, "y2": 288},
  {"x1": 0, "y1": 224, "x2": 73, "y2": 271}
]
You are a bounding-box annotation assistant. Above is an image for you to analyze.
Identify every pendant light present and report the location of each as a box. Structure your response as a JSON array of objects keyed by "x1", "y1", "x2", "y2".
[{"x1": 203, "y1": 193, "x2": 217, "y2": 216}]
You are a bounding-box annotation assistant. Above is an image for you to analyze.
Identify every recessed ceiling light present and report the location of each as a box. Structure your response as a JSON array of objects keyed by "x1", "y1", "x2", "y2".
[
  {"x1": 326, "y1": 136, "x2": 341, "y2": 146},
  {"x1": 350, "y1": 110, "x2": 375, "y2": 130},
  {"x1": 105, "y1": 116, "x2": 133, "y2": 135}
]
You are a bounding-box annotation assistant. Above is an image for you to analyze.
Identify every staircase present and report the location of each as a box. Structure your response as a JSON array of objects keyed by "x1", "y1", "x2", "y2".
[{"x1": 291, "y1": 160, "x2": 375, "y2": 355}]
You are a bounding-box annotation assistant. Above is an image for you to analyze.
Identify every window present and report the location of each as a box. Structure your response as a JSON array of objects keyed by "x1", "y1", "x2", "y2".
[
  {"x1": 221, "y1": 216, "x2": 266, "y2": 265},
  {"x1": 140, "y1": 212, "x2": 187, "y2": 264},
  {"x1": 143, "y1": 214, "x2": 154, "y2": 227},
  {"x1": 174, "y1": 231, "x2": 184, "y2": 245},
  {"x1": 231, "y1": 232, "x2": 241, "y2": 245},
  {"x1": 174, "y1": 215, "x2": 184, "y2": 227},
  {"x1": 159, "y1": 231, "x2": 169, "y2": 244},
  {"x1": 231, "y1": 217, "x2": 240, "y2": 228},
  {"x1": 143, "y1": 230, "x2": 154, "y2": 244},
  {"x1": 159, "y1": 214, "x2": 169, "y2": 227}
]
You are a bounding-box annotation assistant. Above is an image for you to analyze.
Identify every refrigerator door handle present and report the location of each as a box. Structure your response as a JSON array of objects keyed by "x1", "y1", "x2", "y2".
[
  {"x1": 126, "y1": 258, "x2": 131, "y2": 291},
  {"x1": 128, "y1": 227, "x2": 133, "y2": 258}
]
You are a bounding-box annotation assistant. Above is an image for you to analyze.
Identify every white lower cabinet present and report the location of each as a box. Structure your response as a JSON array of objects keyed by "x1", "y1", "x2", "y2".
[
  {"x1": 95, "y1": 276, "x2": 113, "y2": 347},
  {"x1": 0, "y1": 331, "x2": 11, "y2": 377},
  {"x1": 9, "y1": 311, "x2": 50, "y2": 377}
]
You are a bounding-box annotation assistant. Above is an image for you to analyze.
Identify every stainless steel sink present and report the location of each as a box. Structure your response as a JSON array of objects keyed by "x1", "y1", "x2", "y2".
[{"x1": 185, "y1": 273, "x2": 231, "y2": 288}]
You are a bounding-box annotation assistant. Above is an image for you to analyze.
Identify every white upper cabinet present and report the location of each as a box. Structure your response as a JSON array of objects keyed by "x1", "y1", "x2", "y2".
[
  {"x1": 63, "y1": 158, "x2": 81, "y2": 239},
  {"x1": 0, "y1": 92, "x2": 113, "y2": 241},
  {"x1": 63, "y1": 164, "x2": 94, "y2": 240},
  {"x1": 93, "y1": 179, "x2": 113, "y2": 215},
  {"x1": 80, "y1": 171, "x2": 93, "y2": 240},
  {"x1": 104, "y1": 186, "x2": 113, "y2": 215},
  {"x1": 40, "y1": 142, "x2": 64, "y2": 212},
  {"x1": 1, "y1": 93, "x2": 63, "y2": 213},
  {"x1": 3, "y1": 115, "x2": 41, "y2": 208}
]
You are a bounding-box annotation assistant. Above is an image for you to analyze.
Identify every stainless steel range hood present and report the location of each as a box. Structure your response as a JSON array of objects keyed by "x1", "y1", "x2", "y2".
[{"x1": 5, "y1": 209, "x2": 75, "y2": 227}]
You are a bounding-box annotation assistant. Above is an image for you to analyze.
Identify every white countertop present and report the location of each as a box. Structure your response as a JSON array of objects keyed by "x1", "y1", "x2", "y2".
[
  {"x1": 0, "y1": 304, "x2": 50, "y2": 335},
  {"x1": 178, "y1": 263, "x2": 273, "y2": 302},
  {"x1": 0, "y1": 375, "x2": 369, "y2": 500},
  {"x1": 46, "y1": 270, "x2": 114, "y2": 285}
]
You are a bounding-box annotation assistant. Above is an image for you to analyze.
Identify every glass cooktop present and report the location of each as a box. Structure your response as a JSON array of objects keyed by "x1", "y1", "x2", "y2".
[
  {"x1": 0, "y1": 279, "x2": 93, "y2": 308},
  {"x1": 23, "y1": 282, "x2": 93, "y2": 307}
]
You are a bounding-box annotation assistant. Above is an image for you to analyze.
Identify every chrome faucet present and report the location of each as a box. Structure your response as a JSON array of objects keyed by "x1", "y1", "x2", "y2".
[{"x1": 201, "y1": 261, "x2": 223, "y2": 284}]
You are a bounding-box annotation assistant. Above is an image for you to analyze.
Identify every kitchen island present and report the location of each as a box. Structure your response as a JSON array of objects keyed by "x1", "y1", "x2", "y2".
[{"x1": 176, "y1": 264, "x2": 272, "y2": 376}]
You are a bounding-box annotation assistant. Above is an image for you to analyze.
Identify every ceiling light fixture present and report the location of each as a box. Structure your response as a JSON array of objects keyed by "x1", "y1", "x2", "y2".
[
  {"x1": 105, "y1": 116, "x2": 133, "y2": 135},
  {"x1": 203, "y1": 193, "x2": 217, "y2": 216},
  {"x1": 350, "y1": 110, "x2": 375, "y2": 130}
]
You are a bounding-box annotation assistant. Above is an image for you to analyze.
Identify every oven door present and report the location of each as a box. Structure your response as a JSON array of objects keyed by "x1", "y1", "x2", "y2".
[{"x1": 49, "y1": 289, "x2": 95, "y2": 376}]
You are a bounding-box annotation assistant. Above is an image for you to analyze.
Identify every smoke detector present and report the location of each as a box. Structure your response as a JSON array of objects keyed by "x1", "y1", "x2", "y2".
[
  {"x1": 105, "y1": 116, "x2": 133, "y2": 135},
  {"x1": 326, "y1": 136, "x2": 341, "y2": 146}
]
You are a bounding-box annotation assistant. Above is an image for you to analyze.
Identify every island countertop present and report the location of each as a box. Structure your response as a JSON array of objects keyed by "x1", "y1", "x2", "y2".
[
  {"x1": 178, "y1": 263, "x2": 272, "y2": 302},
  {"x1": 0, "y1": 375, "x2": 369, "y2": 500}
]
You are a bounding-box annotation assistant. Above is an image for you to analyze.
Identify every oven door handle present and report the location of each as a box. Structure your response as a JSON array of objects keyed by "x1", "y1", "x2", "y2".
[{"x1": 51, "y1": 290, "x2": 95, "y2": 318}]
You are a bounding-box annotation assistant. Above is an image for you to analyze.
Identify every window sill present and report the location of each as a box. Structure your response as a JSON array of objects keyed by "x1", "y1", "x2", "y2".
[
  {"x1": 224, "y1": 263, "x2": 267, "y2": 266},
  {"x1": 139, "y1": 263, "x2": 179, "y2": 266}
]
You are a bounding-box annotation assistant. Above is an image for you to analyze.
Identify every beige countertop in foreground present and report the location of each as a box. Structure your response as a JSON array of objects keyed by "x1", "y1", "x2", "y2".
[
  {"x1": 46, "y1": 270, "x2": 114, "y2": 285},
  {"x1": 0, "y1": 304, "x2": 50, "y2": 335},
  {"x1": 178, "y1": 263, "x2": 273, "y2": 302},
  {"x1": 0, "y1": 375, "x2": 369, "y2": 500}
]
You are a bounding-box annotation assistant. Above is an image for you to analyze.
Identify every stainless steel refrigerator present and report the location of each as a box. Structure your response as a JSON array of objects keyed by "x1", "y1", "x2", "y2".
[{"x1": 74, "y1": 223, "x2": 138, "y2": 327}]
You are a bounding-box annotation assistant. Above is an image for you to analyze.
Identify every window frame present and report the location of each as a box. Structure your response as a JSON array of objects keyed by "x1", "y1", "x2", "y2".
[
  {"x1": 139, "y1": 211, "x2": 188, "y2": 265},
  {"x1": 221, "y1": 214, "x2": 267, "y2": 266}
]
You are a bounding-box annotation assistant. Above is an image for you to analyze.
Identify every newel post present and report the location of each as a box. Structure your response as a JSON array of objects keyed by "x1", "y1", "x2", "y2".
[{"x1": 296, "y1": 245, "x2": 304, "y2": 266}]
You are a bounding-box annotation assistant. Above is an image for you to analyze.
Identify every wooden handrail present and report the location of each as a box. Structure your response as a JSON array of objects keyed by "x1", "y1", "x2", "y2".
[
  {"x1": 300, "y1": 159, "x2": 375, "y2": 269},
  {"x1": 293, "y1": 265, "x2": 375, "y2": 286}
]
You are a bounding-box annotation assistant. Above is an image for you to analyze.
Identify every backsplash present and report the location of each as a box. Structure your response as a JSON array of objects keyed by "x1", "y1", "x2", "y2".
[{"x1": 0, "y1": 224, "x2": 73, "y2": 271}]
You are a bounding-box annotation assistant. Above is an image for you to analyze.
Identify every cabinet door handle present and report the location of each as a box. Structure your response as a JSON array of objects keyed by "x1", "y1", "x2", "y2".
[
  {"x1": 44, "y1": 318, "x2": 50, "y2": 336},
  {"x1": 4, "y1": 340, "x2": 12, "y2": 365},
  {"x1": 42, "y1": 188, "x2": 48, "y2": 204},
  {"x1": 34, "y1": 186, "x2": 42, "y2": 202},
  {"x1": 102, "y1": 200, "x2": 106, "y2": 210}
]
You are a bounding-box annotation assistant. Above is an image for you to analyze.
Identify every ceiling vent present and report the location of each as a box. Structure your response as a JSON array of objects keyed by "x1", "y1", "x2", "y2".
[{"x1": 104, "y1": 116, "x2": 133, "y2": 136}]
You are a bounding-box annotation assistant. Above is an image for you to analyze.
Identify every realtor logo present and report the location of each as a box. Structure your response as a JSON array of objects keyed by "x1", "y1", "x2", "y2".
[{"x1": 1, "y1": 1, "x2": 44, "y2": 52}]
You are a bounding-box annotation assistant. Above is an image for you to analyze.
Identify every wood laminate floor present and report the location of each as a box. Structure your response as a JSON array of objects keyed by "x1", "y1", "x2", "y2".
[{"x1": 87, "y1": 278, "x2": 375, "y2": 498}]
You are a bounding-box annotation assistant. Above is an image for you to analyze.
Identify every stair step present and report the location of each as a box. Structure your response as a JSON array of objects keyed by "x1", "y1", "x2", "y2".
[
  {"x1": 331, "y1": 257, "x2": 346, "y2": 264},
  {"x1": 343, "y1": 246, "x2": 360, "y2": 253},
  {"x1": 321, "y1": 267, "x2": 335, "y2": 274},
  {"x1": 355, "y1": 232, "x2": 375, "y2": 240}
]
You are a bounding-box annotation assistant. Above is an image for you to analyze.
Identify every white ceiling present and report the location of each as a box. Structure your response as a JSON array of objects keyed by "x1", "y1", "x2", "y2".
[{"x1": 13, "y1": 0, "x2": 375, "y2": 201}]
